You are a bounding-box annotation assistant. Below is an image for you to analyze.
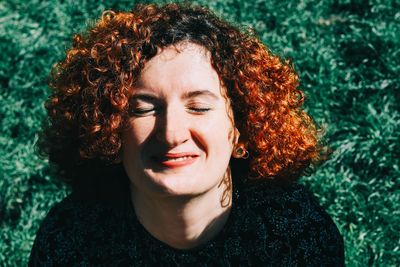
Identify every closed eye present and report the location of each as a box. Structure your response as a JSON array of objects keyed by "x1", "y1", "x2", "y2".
[
  {"x1": 129, "y1": 95, "x2": 161, "y2": 117},
  {"x1": 131, "y1": 107, "x2": 160, "y2": 116},
  {"x1": 187, "y1": 107, "x2": 212, "y2": 114}
]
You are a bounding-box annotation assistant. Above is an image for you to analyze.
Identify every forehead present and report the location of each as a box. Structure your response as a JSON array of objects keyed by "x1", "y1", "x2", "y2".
[
  {"x1": 136, "y1": 43, "x2": 224, "y2": 97},
  {"x1": 149, "y1": 42, "x2": 210, "y2": 64}
]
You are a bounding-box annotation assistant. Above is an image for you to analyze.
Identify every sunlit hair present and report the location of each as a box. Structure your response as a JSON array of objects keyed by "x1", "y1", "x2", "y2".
[{"x1": 40, "y1": 3, "x2": 324, "y2": 191}]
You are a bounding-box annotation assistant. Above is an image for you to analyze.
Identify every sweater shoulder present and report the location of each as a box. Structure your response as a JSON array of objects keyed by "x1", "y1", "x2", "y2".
[
  {"x1": 238, "y1": 181, "x2": 345, "y2": 265},
  {"x1": 31, "y1": 193, "x2": 112, "y2": 236},
  {"x1": 241, "y1": 181, "x2": 337, "y2": 225},
  {"x1": 29, "y1": 193, "x2": 133, "y2": 266}
]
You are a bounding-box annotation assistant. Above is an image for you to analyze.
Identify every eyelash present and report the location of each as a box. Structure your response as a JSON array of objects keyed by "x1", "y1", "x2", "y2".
[
  {"x1": 188, "y1": 107, "x2": 211, "y2": 113},
  {"x1": 131, "y1": 108, "x2": 158, "y2": 116}
]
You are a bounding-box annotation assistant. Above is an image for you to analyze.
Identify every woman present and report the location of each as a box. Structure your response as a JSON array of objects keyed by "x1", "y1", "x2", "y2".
[{"x1": 30, "y1": 3, "x2": 344, "y2": 266}]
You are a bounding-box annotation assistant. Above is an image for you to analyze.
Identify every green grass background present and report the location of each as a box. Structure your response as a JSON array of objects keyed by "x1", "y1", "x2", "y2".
[{"x1": 0, "y1": 0, "x2": 399, "y2": 265}]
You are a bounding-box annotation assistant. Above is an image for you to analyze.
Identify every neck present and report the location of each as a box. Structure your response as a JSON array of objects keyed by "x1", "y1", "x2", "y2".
[{"x1": 130, "y1": 182, "x2": 232, "y2": 250}]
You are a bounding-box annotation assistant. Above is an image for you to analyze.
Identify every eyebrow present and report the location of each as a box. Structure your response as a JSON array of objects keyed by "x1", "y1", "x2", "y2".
[
  {"x1": 131, "y1": 90, "x2": 220, "y2": 101},
  {"x1": 182, "y1": 90, "x2": 220, "y2": 101},
  {"x1": 130, "y1": 93, "x2": 158, "y2": 102}
]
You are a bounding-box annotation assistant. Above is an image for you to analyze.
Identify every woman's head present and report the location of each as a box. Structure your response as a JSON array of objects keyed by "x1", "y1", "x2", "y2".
[
  {"x1": 122, "y1": 42, "x2": 236, "y2": 198},
  {"x1": 41, "y1": 3, "x2": 321, "y2": 190}
]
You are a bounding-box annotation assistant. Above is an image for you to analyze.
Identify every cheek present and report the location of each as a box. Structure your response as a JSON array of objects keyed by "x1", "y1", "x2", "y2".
[
  {"x1": 199, "y1": 114, "x2": 234, "y2": 152},
  {"x1": 122, "y1": 119, "x2": 155, "y2": 159}
]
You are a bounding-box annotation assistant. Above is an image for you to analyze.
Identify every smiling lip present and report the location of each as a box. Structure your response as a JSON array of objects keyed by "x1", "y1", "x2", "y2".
[{"x1": 153, "y1": 153, "x2": 199, "y2": 168}]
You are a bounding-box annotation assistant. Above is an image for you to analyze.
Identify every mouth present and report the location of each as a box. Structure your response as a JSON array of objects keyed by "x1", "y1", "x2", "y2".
[{"x1": 152, "y1": 153, "x2": 199, "y2": 168}]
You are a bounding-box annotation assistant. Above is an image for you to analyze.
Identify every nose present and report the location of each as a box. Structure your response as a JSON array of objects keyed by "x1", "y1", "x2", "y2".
[{"x1": 155, "y1": 108, "x2": 190, "y2": 147}]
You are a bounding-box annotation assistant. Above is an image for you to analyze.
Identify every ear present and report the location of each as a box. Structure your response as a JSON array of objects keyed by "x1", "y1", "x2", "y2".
[{"x1": 233, "y1": 127, "x2": 240, "y2": 145}]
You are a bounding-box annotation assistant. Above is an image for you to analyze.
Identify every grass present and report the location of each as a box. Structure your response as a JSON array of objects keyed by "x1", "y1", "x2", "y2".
[{"x1": 0, "y1": 0, "x2": 399, "y2": 265}]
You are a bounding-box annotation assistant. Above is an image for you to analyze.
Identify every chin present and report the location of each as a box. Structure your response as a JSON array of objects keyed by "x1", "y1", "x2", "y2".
[{"x1": 145, "y1": 174, "x2": 217, "y2": 198}]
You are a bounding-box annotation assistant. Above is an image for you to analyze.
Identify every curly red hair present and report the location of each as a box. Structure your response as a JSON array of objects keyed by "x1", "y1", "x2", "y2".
[{"x1": 40, "y1": 3, "x2": 323, "y2": 189}]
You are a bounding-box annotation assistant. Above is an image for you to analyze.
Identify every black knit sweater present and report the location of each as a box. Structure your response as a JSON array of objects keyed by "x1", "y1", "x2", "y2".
[{"x1": 29, "y1": 180, "x2": 344, "y2": 266}]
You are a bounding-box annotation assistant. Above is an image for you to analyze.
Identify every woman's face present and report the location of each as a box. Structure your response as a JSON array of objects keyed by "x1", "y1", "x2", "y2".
[{"x1": 122, "y1": 43, "x2": 235, "y2": 197}]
